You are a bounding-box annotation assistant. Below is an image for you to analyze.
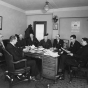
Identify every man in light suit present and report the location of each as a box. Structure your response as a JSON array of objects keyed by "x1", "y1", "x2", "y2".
[
  {"x1": 16, "y1": 34, "x2": 26, "y2": 48},
  {"x1": 53, "y1": 34, "x2": 64, "y2": 51}
]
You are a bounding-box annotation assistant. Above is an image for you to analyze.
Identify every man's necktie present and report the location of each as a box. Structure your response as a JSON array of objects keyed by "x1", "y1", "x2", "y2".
[{"x1": 71, "y1": 42, "x2": 74, "y2": 47}]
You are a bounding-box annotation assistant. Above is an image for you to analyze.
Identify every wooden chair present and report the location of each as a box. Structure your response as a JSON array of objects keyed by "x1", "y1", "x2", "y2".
[
  {"x1": 69, "y1": 60, "x2": 88, "y2": 83},
  {"x1": 3, "y1": 48, "x2": 30, "y2": 88},
  {"x1": 62, "y1": 39, "x2": 69, "y2": 49},
  {"x1": 0, "y1": 39, "x2": 9, "y2": 67}
]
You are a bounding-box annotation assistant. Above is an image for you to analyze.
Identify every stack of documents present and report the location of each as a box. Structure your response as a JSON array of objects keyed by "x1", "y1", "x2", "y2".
[{"x1": 44, "y1": 50, "x2": 59, "y2": 57}]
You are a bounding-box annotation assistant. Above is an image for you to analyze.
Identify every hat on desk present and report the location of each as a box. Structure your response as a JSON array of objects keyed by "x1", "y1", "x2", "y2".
[{"x1": 44, "y1": 33, "x2": 48, "y2": 36}]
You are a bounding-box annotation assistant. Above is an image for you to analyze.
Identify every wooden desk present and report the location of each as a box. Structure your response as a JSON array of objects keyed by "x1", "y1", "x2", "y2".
[{"x1": 25, "y1": 52, "x2": 59, "y2": 81}]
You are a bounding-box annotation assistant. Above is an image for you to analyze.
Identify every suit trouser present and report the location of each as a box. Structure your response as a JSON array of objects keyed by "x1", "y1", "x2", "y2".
[
  {"x1": 15, "y1": 59, "x2": 39, "y2": 76},
  {"x1": 26, "y1": 60, "x2": 39, "y2": 76},
  {"x1": 59, "y1": 55, "x2": 79, "y2": 71}
]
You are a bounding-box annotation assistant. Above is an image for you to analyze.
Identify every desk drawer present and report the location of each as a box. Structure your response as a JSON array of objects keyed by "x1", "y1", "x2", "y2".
[
  {"x1": 42, "y1": 63, "x2": 56, "y2": 69},
  {"x1": 42, "y1": 57, "x2": 56, "y2": 64},
  {"x1": 42, "y1": 66, "x2": 56, "y2": 70},
  {"x1": 42, "y1": 60, "x2": 56, "y2": 64},
  {"x1": 25, "y1": 53, "x2": 42, "y2": 59},
  {"x1": 42, "y1": 68, "x2": 56, "y2": 77},
  {"x1": 32, "y1": 55, "x2": 42, "y2": 59}
]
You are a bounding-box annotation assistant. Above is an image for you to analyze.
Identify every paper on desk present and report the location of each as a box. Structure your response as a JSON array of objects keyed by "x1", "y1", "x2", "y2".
[
  {"x1": 38, "y1": 47, "x2": 44, "y2": 51},
  {"x1": 23, "y1": 47, "x2": 29, "y2": 52},
  {"x1": 30, "y1": 45, "x2": 35, "y2": 49},
  {"x1": 29, "y1": 50, "x2": 36, "y2": 53},
  {"x1": 44, "y1": 50, "x2": 59, "y2": 57}
]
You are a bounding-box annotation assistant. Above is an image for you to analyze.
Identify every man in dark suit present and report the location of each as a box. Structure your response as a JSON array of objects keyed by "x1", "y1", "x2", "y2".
[
  {"x1": 57, "y1": 38, "x2": 88, "y2": 80},
  {"x1": 53, "y1": 34, "x2": 64, "y2": 51},
  {"x1": 16, "y1": 34, "x2": 26, "y2": 48},
  {"x1": 39, "y1": 33, "x2": 52, "y2": 49},
  {"x1": 68, "y1": 35, "x2": 81, "y2": 54},
  {"x1": 26, "y1": 33, "x2": 39, "y2": 47},
  {"x1": 61, "y1": 35, "x2": 81, "y2": 55},
  {"x1": 6, "y1": 35, "x2": 40, "y2": 80}
]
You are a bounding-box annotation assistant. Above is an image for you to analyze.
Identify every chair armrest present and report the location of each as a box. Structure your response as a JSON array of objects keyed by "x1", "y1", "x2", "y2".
[{"x1": 13, "y1": 59, "x2": 27, "y2": 64}]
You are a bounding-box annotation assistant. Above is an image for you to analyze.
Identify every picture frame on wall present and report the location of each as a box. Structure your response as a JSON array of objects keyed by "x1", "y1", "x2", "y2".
[
  {"x1": 53, "y1": 23, "x2": 58, "y2": 30},
  {"x1": 0, "y1": 16, "x2": 2, "y2": 30}
]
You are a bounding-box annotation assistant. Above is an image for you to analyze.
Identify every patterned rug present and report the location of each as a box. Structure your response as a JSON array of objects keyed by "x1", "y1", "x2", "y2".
[
  {"x1": 34, "y1": 73, "x2": 88, "y2": 88},
  {"x1": 0, "y1": 68, "x2": 88, "y2": 88}
]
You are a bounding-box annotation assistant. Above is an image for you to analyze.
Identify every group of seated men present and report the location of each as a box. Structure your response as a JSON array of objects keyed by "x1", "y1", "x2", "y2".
[
  {"x1": 0, "y1": 32, "x2": 88, "y2": 81},
  {"x1": 0, "y1": 33, "x2": 41, "y2": 80},
  {"x1": 56, "y1": 36, "x2": 88, "y2": 80},
  {"x1": 15, "y1": 33, "x2": 52, "y2": 49}
]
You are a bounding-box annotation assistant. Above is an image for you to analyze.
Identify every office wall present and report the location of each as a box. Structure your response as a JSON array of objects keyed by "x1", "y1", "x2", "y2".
[
  {"x1": 0, "y1": 5, "x2": 27, "y2": 39},
  {"x1": 27, "y1": 14, "x2": 53, "y2": 40},
  {"x1": 53, "y1": 10, "x2": 88, "y2": 41},
  {"x1": 59, "y1": 17, "x2": 88, "y2": 42},
  {"x1": 27, "y1": 9, "x2": 88, "y2": 43}
]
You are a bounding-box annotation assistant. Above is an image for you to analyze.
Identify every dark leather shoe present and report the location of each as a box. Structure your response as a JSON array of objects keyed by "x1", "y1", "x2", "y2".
[
  {"x1": 35, "y1": 74, "x2": 41, "y2": 80},
  {"x1": 55, "y1": 72, "x2": 63, "y2": 78},
  {"x1": 30, "y1": 76, "x2": 37, "y2": 81},
  {"x1": 59, "y1": 75, "x2": 64, "y2": 80}
]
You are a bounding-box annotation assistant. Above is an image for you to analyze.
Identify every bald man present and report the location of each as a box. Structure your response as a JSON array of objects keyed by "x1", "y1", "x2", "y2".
[
  {"x1": 53, "y1": 34, "x2": 64, "y2": 51},
  {"x1": 16, "y1": 34, "x2": 26, "y2": 48}
]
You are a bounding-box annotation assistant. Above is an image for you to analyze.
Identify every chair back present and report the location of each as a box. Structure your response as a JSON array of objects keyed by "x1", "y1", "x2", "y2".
[
  {"x1": 3, "y1": 48, "x2": 15, "y2": 72},
  {"x1": 63, "y1": 39, "x2": 69, "y2": 49},
  {"x1": 78, "y1": 57, "x2": 88, "y2": 68}
]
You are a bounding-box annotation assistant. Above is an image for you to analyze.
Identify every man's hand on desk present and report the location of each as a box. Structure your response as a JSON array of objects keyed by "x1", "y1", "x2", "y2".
[
  {"x1": 23, "y1": 47, "x2": 29, "y2": 52},
  {"x1": 25, "y1": 46, "x2": 31, "y2": 49}
]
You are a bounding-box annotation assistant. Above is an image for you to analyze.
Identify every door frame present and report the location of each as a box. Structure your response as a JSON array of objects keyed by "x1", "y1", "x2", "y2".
[{"x1": 33, "y1": 21, "x2": 47, "y2": 37}]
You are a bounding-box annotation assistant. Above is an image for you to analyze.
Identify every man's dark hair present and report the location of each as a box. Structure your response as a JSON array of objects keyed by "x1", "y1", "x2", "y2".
[
  {"x1": 44, "y1": 33, "x2": 48, "y2": 36},
  {"x1": 70, "y1": 35, "x2": 76, "y2": 39},
  {"x1": 82, "y1": 38, "x2": 88, "y2": 44},
  {"x1": 15, "y1": 34, "x2": 19, "y2": 40},
  {"x1": 9, "y1": 35, "x2": 17, "y2": 42}
]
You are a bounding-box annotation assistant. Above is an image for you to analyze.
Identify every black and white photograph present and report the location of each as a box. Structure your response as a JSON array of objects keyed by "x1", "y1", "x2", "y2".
[{"x1": 0, "y1": 0, "x2": 88, "y2": 88}]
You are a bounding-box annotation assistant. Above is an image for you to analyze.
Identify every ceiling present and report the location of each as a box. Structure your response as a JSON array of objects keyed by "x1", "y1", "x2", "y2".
[{"x1": 1, "y1": 0, "x2": 88, "y2": 11}]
